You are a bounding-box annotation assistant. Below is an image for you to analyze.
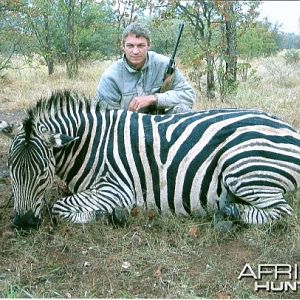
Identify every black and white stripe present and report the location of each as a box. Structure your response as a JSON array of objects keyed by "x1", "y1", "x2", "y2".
[{"x1": 6, "y1": 91, "x2": 300, "y2": 225}]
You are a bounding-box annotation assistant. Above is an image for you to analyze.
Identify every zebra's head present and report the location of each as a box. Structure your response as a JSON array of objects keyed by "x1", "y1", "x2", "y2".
[{"x1": 4, "y1": 117, "x2": 77, "y2": 230}]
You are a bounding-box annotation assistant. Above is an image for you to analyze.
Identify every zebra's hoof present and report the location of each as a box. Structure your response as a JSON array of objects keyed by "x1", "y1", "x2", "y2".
[
  {"x1": 111, "y1": 207, "x2": 129, "y2": 227},
  {"x1": 213, "y1": 211, "x2": 226, "y2": 224},
  {"x1": 95, "y1": 210, "x2": 108, "y2": 220},
  {"x1": 214, "y1": 220, "x2": 235, "y2": 233},
  {"x1": 221, "y1": 204, "x2": 240, "y2": 219}
]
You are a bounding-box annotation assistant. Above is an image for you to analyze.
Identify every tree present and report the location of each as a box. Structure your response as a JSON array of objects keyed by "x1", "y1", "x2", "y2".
[
  {"x1": 76, "y1": 2, "x2": 118, "y2": 60},
  {"x1": 238, "y1": 21, "x2": 279, "y2": 59},
  {"x1": 176, "y1": 0, "x2": 217, "y2": 99},
  {"x1": 213, "y1": 1, "x2": 261, "y2": 97},
  {"x1": 1, "y1": 0, "x2": 57, "y2": 75},
  {"x1": 64, "y1": 0, "x2": 78, "y2": 78},
  {"x1": 103, "y1": 0, "x2": 156, "y2": 56},
  {"x1": 2, "y1": 0, "x2": 118, "y2": 77},
  {"x1": 26, "y1": 0, "x2": 56, "y2": 75},
  {"x1": 221, "y1": 1, "x2": 237, "y2": 94},
  {"x1": 280, "y1": 32, "x2": 300, "y2": 49},
  {"x1": 149, "y1": 19, "x2": 180, "y2": 55},
  {"x1": 0, "y1": 3, "x2": 22, "y2": 77}
]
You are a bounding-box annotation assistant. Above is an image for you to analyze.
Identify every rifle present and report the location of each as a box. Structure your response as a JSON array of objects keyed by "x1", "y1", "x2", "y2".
[
  {"x1": 165, "y1": 23, "x2": 185, "y2": 77},
  {"x1": 160, "y1": 23, "x2": 185, "y2": 93}
]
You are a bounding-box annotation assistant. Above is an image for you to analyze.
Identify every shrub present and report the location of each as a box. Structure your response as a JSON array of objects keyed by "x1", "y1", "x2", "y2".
[{"x1": 283, "y1": 49, "x2": 300, "y2": 65}]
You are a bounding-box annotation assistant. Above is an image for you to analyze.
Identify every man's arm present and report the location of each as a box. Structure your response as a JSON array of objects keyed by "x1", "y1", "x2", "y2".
[
  {"x1": 156, "y1": 68, "x2": 196, "y2": 111},
  {"x1": 130, "y1": 68, "x2": 195, "y2": 114}
]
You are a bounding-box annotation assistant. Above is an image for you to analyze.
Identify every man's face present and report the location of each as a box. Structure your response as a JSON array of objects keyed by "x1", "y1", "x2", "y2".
[{"x1": 123, "y1": 34, "x2": 150, "y2": 70}]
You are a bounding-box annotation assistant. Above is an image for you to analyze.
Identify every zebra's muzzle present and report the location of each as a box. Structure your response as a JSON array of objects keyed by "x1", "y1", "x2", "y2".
[{"x1": 12, "y1": 210, "x2": 41, "y2": 230}]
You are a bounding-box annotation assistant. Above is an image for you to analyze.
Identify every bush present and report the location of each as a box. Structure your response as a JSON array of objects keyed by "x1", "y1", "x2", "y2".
[{"x1": 283, "y1": 49, "x2": 300, "y2": 65}]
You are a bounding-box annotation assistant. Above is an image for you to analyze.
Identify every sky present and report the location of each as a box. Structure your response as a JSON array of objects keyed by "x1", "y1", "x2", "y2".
[{"x1": 259, "y1": 1, "x2": 300, "y2": 34}]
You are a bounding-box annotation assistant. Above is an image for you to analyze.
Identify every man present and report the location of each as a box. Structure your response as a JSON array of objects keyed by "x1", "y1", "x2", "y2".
[{"x1": 96, "y1": 23, "x2": 196, "y2": 114}]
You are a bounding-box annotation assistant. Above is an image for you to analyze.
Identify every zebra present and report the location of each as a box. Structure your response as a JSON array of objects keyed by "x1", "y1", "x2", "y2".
[{"x1": 1, "y1": 90, "x2": 300, "y2": 230}]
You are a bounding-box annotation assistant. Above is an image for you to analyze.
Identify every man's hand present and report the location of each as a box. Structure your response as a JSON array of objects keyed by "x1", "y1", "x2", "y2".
[{"x1": 129, "y1": 95, "x2": 157, "y2": 112}]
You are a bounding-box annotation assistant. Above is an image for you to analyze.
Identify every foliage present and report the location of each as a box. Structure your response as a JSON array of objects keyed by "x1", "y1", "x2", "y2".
[
  {"x1": 238, "y1": 21, "x2": 279, "y2": 59},
  {"x1": 66, "y1": 1, "x2": 119, "y2": 61},
  {"x1": 283, "y1": 49, "x2": 300, "y2": 65},
  {"x1": 1, "y1": 0, "x2": 118, "y2": 77},
  {"x1": 0, "y1": 1, "x2": 25, "y2": 76},
  {"x1": 148, "y1": 19, "x2": 179, "y2": 56}
]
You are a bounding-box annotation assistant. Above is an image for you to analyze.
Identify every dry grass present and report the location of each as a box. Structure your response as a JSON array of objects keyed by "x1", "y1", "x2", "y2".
[
  {"x1": 0, "y1": 58, "x2": 111, "y2": 111},
  {"x1": 194, "y1": 51, "x2": 300, "y2": 129},
  {"x1": 0, "y1": 53, "x2": 300, "y2": 298}
]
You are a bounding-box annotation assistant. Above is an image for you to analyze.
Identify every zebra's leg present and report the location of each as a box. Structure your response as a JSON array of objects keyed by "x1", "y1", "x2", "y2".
[
  {"x1": 51, "y1": 188, "x2": 132, "y2": 225},
  {"x1": 221, "y1": 186, "x2": 293, "y2": 224}
]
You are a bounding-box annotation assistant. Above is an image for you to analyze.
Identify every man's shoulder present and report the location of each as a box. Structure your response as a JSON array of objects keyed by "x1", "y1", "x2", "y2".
[{"x1": 148, "y1": 51, "x2": 169, "y2": 64}]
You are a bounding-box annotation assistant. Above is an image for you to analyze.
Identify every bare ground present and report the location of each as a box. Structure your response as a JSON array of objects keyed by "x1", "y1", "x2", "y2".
[{"x1": 0, "y1": 110, "x2": 300, "y2": 298}]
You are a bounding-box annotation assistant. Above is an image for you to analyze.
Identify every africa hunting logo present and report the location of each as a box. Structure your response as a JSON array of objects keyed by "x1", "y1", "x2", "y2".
[{"x1": 238, "y1": 264, "x2": 300, "y2": 292}]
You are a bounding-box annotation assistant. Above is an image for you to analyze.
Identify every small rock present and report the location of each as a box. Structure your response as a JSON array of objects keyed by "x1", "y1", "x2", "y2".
[
  {"x1": 217, "y1": 291, "x2": 231, "y2": 299},
  {"x1": 147, "y1": 208, "x2": 157, "y2": 220},
  {"x1": 154, "y1": 267, "x2": 162, "y2": 279},
  {"x1": 131, "y1": 232, "x2": 142, "y2": 245},
  {"x1": 83, "y1": 261, "x2": 91, "y2": 267},
  {"x1": 121, "y1": 261, "x2": 131, "y2": 272},
  {"x1": 188, "y1": 226, "x2": 200, "y2": 238}
]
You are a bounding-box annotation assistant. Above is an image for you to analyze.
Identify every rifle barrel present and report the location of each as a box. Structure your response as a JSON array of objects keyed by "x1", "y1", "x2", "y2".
[
  {"x1": 171, "y1": 23, "x2": 185, "y2": 60},
  {"x1": 166, "y1": 23, "x2": 185, "y2": 75}
]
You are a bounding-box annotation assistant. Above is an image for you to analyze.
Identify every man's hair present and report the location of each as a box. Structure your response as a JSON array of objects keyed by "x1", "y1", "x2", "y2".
[{"x1": 122, "y1": 23, "x2": 151, "y2": 45}]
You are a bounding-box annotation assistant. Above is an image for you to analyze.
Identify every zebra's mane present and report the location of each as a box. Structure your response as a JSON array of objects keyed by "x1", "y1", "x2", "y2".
[{"x1": 23, "y1": 90, "x2": 97, "y2": 141}]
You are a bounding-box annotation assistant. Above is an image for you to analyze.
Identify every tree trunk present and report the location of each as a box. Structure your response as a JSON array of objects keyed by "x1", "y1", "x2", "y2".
[
  {"x1": 66, "y1": 0, "x2": 78, "y2": 78},
  {"x1": 47, "y1": 59, "x2": 54, "y2": 75},
  {"x1": 224, "y1": 2, "x2": 237, "y2": 91},
  {"x1": 206, "y1": 55, "x2": 215, "y2": 100},
  {"x1": 44, "y1": 14, "x2": 54, "y2": 76}
]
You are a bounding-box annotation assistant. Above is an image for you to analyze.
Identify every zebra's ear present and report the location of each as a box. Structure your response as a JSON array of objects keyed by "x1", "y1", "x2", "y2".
[
  {"x1": 0, "y1": 121, "x2": 22, "y2": 138},
  {"x1": 40, "y1": 129, "x2": 79, "y2": 148},
  {"x1": 51, "y1": 133, "x2": 79, "y2": 148}
]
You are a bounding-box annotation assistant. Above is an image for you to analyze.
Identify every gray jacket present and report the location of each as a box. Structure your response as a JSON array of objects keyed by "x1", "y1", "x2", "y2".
[{"x1": 96, "y1": 51, "x2": 196, "y2": 114}]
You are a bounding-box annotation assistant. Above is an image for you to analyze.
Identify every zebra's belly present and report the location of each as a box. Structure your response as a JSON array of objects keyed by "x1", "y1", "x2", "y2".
[{"x1": 134, "y1": 166, "x2": 220, "y2": 217}]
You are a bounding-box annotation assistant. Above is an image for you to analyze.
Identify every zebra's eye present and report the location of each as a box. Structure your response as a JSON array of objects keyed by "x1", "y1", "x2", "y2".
[{"x1": 40, "y1": 127, "x2": 47, "y2": 133}]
